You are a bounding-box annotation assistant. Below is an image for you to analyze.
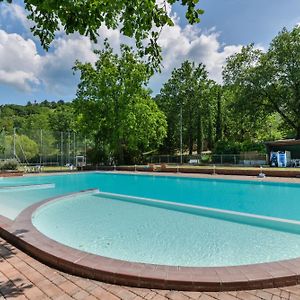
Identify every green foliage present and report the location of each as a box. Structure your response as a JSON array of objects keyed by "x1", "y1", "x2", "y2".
[
  {"x1": 3, "y1": 25, "x2": 300, "y2": 163},
  {"x1": 74, "y1": 42, "x2": 167, "y2": 164},
  {"x1": 214, "y1": 141, "x2": 242, "y2": 155},
  {"x1": 49, "y1": 105, "x2": 76, "y2": 133},
  {"x1": 0, "y1": 159, "x2": 19, "y2": 171},
  {"x1": 214, "y1": 141, "x2": 265, "y2": 155},
  {"x1": 223, "y1": 26, "x2": 300, "y2": 139},
  {"x1": 1, "y1": 0, "x2": 203, "y2": 70},
  {"x1": 5, "y1": 135, "x2": 39, "y2": 161},
  {"x1": 0, "y1": 130, "x2": 5, "y2": 154},
  {"x1": 157, "y1": 61, "x2": 218, "y2": 154}
]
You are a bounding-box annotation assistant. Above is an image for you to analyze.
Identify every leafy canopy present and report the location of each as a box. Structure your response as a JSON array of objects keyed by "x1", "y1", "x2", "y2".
[
  {"x1": 74, "y1": 41, "x2": 167, "y2": 164},
  {"x1": 223, "y1": 26, "x2": 300, "y2": 139},
  {"x1": 157, "y1": 60, "x2": 216, "y2": 154},
  {"x1": 1, "y1": 0, "x2": 203, "y2": 69}
]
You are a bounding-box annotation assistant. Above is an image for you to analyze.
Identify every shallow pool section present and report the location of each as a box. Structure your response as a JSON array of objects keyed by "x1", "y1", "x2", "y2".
[{"x1": 32, "y1": 192, "x2": 300, "y2": 267}]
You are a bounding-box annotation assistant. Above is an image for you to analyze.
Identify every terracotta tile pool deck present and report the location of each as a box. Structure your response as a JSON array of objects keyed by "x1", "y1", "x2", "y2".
[{"x1": 3, "y1": 237, "x2": 300, "y2": 300}]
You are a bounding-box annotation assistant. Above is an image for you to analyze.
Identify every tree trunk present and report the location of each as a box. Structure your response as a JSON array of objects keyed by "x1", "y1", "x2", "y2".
[
  {"x1": 188, "y1": 109, "x2": 193, "y2": 155},
  {"x1": 117, "y1": 139, "x2": 124, "y2": 165},
  {"x1": 207, "y1": 108, "x2": 214, "y2": 150},
  {"x1": 114, "y1": 96, "x2": 124, "y2": 164},
  {"x1": 215, "y1": 90, "x2": 223, "y2": 142},
  {"x1": 197, "y1": 113, "x2": 203, "y2": 154},
  {"x1": 296, "y1": 127, "x2": 300, "y2": 140}
]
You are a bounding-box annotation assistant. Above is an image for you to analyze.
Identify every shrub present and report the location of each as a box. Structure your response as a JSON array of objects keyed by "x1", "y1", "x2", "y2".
[
  {"x1": 213, "y1": 141, "x2": 242, "y2": 154},
  {"x1": 0, "y1": 159, "x2": 19, "y2": 171},
  {"x1": 214, "y1": 140, "x2": 266, "y2": 154}
]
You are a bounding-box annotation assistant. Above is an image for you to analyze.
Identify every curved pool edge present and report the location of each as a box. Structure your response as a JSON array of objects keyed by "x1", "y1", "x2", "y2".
[{"x1": 1, "y1": 190, "x2": 300, "y2": 291}]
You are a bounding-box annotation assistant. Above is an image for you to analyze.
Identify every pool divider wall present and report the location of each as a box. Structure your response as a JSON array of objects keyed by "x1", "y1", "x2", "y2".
[
  {"x1": 0, "y1": 183, "x2": 56, "y2": 192},
  {"x1": 2, "y1": 189, "x2": 300, "y2": 291},
  {"x1": 96, "y1": 191, "x2": 300, "y2": 235}
]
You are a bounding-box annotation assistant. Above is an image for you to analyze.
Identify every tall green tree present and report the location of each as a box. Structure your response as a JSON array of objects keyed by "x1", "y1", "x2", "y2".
[
  {"x1": 74, "y1": 42, "x2": 167, "y2": 164},
  {"x1": 157, "y1": 61, "x2": 211, "y2": 155},
  {"x1": 223, "y1": 26, "x2": 300, "y2": 139},
  {"x1": 215, "y1": 85, "x2": 223, "y2": 142},
  {"x1": 49, "y1": 105, "x2": 76, "y2": 134},
  {"x1": 0, "y1": 0, "x2": 203, "y2": 69}
]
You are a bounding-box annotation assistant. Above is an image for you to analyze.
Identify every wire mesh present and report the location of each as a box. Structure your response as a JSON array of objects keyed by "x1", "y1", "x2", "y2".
[{"x1": 0, "y1": 128, "x2": 87, "y2": 167}]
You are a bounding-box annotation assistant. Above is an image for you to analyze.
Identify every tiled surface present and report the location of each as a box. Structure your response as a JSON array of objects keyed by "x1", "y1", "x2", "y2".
[{"x1": 2, "y1": 238, "x2": 300, "y2": 300}]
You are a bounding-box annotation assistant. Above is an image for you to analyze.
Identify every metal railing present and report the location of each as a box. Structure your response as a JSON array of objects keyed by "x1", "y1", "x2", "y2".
[{"x1": 148, "y1": 153, "x2": 268, "y2": 166}]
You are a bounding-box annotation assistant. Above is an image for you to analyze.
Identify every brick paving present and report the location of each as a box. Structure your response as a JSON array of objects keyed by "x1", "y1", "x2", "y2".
[{"x1": 1, "y1": 239, "x2": 300, "y2": 300}]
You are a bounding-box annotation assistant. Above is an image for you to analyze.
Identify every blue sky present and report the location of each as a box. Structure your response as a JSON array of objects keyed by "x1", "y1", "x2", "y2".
[{"x1": 0, "y1": 0, "x2": 300, "y2": 105}]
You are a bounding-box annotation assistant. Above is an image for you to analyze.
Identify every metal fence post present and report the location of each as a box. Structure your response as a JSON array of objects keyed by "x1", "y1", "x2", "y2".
[{"x1": 60, "y1": 132, "x2": 63, "y2": 168}]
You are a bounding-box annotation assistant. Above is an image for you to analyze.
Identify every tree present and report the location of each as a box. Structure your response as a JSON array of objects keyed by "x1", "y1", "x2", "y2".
[
  {"x1": 49, "y1": 105, "x2": 76, "y2": 133},
  {"x1": 0, "y1": 130, "x2": 5, "y2": 155},
  {"x1": 1, "y1": 0, "x2": 203, "y2": 69},
  {"x1": 156, "y1": 61, "x2": 211, "y2": 155},
  {"x1": 215, "y1": 85, "x2": 223, "y2": 142},
  {"x1": 5, "y1": 135, "x2": 39, "y2": 161},
  {"x1": 74, "y1": 42, "x2": 167, "y2": 164},
  {"x1": 223, "y1": 26, "x2": 300, "y2": 139}
]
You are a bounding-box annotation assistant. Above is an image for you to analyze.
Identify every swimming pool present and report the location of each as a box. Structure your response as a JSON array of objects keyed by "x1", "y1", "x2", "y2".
[{"x1": 2, "y1": 172, "x2": 300, "y2": 268}]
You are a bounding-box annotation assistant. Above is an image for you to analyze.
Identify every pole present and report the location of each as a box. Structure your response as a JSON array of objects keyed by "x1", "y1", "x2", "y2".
[
  {"x1": 56, "y1": 144, "x2": 59, "y2": 166},
  {"x1": 180, "y1": 105, "x2": 183, "y2": 165},
  {"x1": 13, "y1": 128, "x2": 16, "y2": 158},
  {"x1": 68, "y1": 132, "x2": 71, "y2": 165},
  {"x1": 40, "y1": 129, "x2": 43, "y2": 165},
  {"x1": 60, "y1": 132, "x2": 63, "y2": 168},
  {"x1": 84, "y1": 136, "x2": 87, "y2": 163},
  {"x1": 73, "y1": 132, "x2": 76, "y2": 166}
]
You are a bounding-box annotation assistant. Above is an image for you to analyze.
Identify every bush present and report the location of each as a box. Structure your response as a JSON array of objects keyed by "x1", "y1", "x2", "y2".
[
  {"x1": 0, "y1": 159, "x2": 19, "y2": 171},
  {"x1": 214, "y1": 141, "x2": 242, "y2": 154},
  {"x1": 214, "y1": 140, "x2": 266, "y2": 154}
]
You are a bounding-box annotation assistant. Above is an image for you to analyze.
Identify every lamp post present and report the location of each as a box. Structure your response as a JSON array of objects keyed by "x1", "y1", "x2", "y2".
[{"x1": 180, "y1": 105, "x2": 183, "y2": 165}]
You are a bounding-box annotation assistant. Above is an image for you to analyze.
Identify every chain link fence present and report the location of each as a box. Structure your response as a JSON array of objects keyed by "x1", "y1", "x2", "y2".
[
  {"x1": 0, "y1": 128, "x2": 268, "y2": 168},
  {"x1": 0, "y1": 128, "x2": 88, "y2": 168},
  {"x1": 148, "y1": 153, "x2": 267, "y2": 166}
]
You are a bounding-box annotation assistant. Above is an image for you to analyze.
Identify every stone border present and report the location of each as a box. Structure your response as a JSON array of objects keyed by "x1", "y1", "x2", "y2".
[
  {"x1": 0, "y1": 171, "x2": 24, "y2": 177},
  {"x1": 1, "y1": 190, "x2": 300, "y2": 291}
]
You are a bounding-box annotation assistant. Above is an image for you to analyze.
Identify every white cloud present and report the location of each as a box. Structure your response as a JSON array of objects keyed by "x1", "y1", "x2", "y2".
[
  {"x1": 157, "y1": 23, "x2": 243, "y2": 86},
  {"x1": 0, "y1": 70, "x2": 39, "y2": 91},
  {"x1": 39, "y1": 36, "x2": 97, "y2": 93},
  {"x1": 0, "y1": 30, "x2": 41, "y2": 91},
  {"x1": 0, "y1": 2, "x2": 244, "y2": 96},
  {"x1": 0, "y1": 29, "x2": 97, "y2": 93}
]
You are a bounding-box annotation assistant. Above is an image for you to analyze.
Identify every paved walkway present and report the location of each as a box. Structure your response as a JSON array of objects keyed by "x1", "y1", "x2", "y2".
[{"x1": 1, "y1": 238, "x2": 300, "y2": 300}]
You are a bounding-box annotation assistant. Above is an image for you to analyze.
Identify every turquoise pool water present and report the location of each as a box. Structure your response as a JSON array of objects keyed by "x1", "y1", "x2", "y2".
[
  {"x1": 32, "y1": 191, "x2": 300, "y2": 266},
  {"x1": 1, "y1": 172, "x2": 300, "y2": 221},
  {"x1": 2, "y1": 172, "x2": 300, "y2": 266}
]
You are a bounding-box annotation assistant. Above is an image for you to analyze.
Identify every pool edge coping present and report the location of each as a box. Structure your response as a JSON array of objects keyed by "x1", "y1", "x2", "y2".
[{"x1": 1, "y1": 190, "x2": 300, "y2": 291}]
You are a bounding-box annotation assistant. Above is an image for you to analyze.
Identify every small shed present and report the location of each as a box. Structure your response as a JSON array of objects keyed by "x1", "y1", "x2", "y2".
[{"x1": 265, "y1": 139, "x2": 300, "y2": 160}]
